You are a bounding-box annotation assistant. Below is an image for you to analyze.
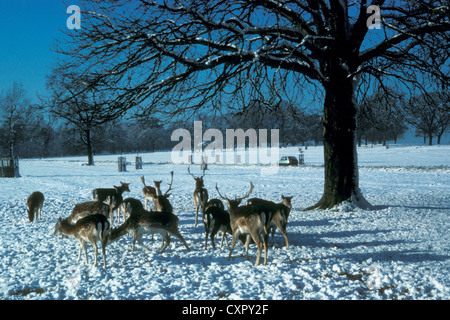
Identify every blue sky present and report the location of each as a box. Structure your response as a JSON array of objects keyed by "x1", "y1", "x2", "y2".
[{"x1": 0, "y1": 0, "x2": 79, "y2": 102}]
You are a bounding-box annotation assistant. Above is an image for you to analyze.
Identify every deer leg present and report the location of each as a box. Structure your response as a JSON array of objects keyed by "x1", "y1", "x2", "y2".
[
  {"x1": 250, "y1": 233, "x2": 263, "y2": 266},
  {"x1": 244, "y1": 234, "x2": 251, "y2": 260},
  {"x1": 194, "y1": 206, "x2": 199, "y2": 227},
  {"x1": 210, "y1": 227, "x2": 219, "y2": 250},
  {"x1": 79, "y1": 240, "x2": 88, "y2": 265},
  {"x1": 101, "y1": 237, "x2": 108, "y2": 268},
  {"x1": 91, "y1": 240, "x2": 98, "y2": 267},
  {"x1": 171, "y1": 230, "x2": 190, "y2": 251},
  {"x1": 273, "y1": 219, "x2": 289, "y2": 248},
  {"x1": 263, "y1": 232, "x2": 269, "y2": 265},
  {"x1": 228, "y1": 231, "x2": 239, "y2": 261},
  {"x1": 160, "y1": 233, "x2": 171, "y2": 252}
]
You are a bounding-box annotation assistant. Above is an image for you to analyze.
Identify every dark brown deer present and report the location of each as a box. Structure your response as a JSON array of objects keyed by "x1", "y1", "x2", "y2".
[{"x1": 26, "y1": 191, "x2": 44, "y2": 222}]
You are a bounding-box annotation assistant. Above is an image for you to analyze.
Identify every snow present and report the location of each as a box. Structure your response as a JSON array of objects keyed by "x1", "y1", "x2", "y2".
[{"x1": 0, "y1": 144, "x2": 449, "y2": 300}]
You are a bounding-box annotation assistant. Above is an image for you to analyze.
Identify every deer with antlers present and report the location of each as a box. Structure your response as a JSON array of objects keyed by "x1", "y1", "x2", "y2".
[
  {"x1": 216, "y1": 182, "x2": 273, "y2": 266},
  {"x1": 188, "y1": 166, "x2": 209, "y2": 227}
]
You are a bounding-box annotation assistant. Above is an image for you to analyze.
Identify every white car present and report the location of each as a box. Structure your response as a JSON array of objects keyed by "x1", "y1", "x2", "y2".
[{"x1": 278, "y1": 156, "x2": 299, "y2": 166}]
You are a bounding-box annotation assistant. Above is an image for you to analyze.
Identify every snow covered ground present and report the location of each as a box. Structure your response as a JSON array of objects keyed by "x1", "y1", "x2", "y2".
[{"x1": 0, "y1": 144, "x2": 449, "y2": 300}]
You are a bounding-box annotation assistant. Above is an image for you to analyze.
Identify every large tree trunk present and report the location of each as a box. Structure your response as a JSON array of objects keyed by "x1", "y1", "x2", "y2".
[{"x1": 307, "y1": 77, "x2": 371, "y2": 210}]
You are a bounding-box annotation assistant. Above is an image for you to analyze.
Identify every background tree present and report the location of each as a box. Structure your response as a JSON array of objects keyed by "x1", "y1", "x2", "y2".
[
  {"x1": 43, "y1": 71, "x2": 124, "y2": 165},
  {"x1": 56, "y1": 0, "x2": 449, "y2": 209},
  {"x1": 358, "y1": 87, "x2": 407, "y2": 146},
  {"x1": 0, "y1": 82, "x2": 33, "y2": 158},
  {"x1": 404, "y1": 92, "x2": 449, "y2": 145}
]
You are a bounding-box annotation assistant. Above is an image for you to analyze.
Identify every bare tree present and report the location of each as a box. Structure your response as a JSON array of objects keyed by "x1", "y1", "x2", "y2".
[
  {"x1": 42, "y1": 71, "x2": 123, "y2": 165},
  {"x1": 358, "y1": 87, "x2": 407, "y2": 146},
  {"x1": 0, "y1": 82, "x2": 32, "y2": 158},
  {"x1": 404, "y1": 92, "x2": 449, "y2": 145},
  {"x1": 56, "y1": 0, "x2": 449, "y2": 209}
]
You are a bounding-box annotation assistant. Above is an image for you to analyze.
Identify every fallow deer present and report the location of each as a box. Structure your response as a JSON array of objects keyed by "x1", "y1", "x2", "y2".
[
  {"x1": 92, "y1": 182, "x2": 130, "y2": 225},
  {"x1": 188, "y1": 166, "x2": 209, "y2": 227},
  {"x1": 205, "y1": 198, "x2": 225, "y2": 211},
  {"x1": 67, "y1": 201, "x2": 110, "y2": 224},
  {"x1": 148, "y1": 171, "x2": 174, "y2": 213},
  {"x1": 54, "y1": 214, "x2": 110, "y2": 268},
  {"x1": 26, "y1": 191, "x2": 44, "y2": 222},
  {"x1": 141, "y1": 176, "x2": 163, "y2": 210},
  {"x1": 108, "y1": 209, "x2": 190, "y2": 253},
  {"x1": 246, "y1": 195, "x2": 293, "y2": 248},
  {"x1": 203, "y1": 205, "x2": 232, "y2": 250},
  {"x1": 216, "y1": 182, "x2": 272, "y2": 266}
]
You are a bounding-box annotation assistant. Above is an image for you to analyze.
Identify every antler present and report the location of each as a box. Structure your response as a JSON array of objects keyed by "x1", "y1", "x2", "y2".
[
  {"x1": 215, "y1": 183, "x2": 229, "y2": 201},
  {"x1": 141, "y1": 176, "x2": 147, "y2": 187},
  {"x1": 187, "y1": 166, "x2": 195, "y2": 178},
  {"x1": 216, "y1": 182, "x2": 253, "y2": 202},
  {"x1": 188, "y1": 165, "x2": 207, "y2": 179},
  {"x1": 164, "y1": 171, "x2": 174, "y2": 196},
  {"x1": 235, "y1": 182, "x2": 254, "y2": 202}
]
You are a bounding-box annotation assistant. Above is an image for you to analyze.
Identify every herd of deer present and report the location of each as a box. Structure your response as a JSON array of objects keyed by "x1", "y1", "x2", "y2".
[{"x1": 26, "y1": 167, "x2": 293, "y2": 268}]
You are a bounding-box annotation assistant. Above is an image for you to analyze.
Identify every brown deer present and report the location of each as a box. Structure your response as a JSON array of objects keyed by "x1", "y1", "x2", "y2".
[
  {"x1": 92, "y1": 182, "x2": 130, "y2": 225},
  {"x1": 54, "y1": 214, "x2": 110, "y2": 268},
  {"x1": 188, "y1": 166, "x2": 209, "y2": 227},
  {"x1": 26, "y1": 191, "x2": 44, "y2": 222},
  {"x1": 141, "y1": 176, "x2": 163, "y2": 210},
  {"x1": 246, "y1": 195, "x2": 293, "y2": 248},
  {"x1": 216, "y1": 182, "x2": 272, "y2": 266},
  {"x1": 67, "y1": 201, "x2": 110, "y2": 224},
  {"x1": 108, "y1": 209, "x2": 190, "y2": 253}
]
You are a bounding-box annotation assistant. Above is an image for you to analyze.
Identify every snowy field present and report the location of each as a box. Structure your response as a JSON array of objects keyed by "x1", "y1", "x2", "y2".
[{"x1": 0, "y1": 144, "x2": 449, "y2": 300}]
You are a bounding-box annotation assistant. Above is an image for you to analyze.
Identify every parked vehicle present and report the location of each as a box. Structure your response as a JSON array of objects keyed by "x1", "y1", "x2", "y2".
[{"x1": 278, "y1": 156, "x2": 299, "y2": 166}]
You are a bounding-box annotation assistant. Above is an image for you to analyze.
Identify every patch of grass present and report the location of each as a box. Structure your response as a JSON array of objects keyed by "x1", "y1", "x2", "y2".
[
  {"x1": 217, "y1": 292, "x2": 229, "y2": 298},
  {"x1": 10, "y1": 287, "x2": 45, "y2": 297}
]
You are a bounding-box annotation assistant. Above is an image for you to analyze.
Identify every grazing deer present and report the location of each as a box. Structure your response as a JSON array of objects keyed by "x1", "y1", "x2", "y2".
[
  {"x1": 67, "y1": 201, "x2": 110, "y2": 224},
  {"x1": 246, "y1": 195, "x2": 293, "y2": 248},
  {"x1": 188, "y1": 166, "x2": 209, "y2": 227},
  {"x1": 216, "y1": 182, "x2": 272, "y2": 266},
  {"x1": 108, "y1": 209, "x2": 190, "y2": 253},
  {"x1": 92, "y1": 182, "x2": 130, "y2": 225},
  {"x1": 26, "y1": 191, "x2": 44, "y2": 222},
  {"x1": 141, "y1": 176, "x2": 163, "y2": 210},
  {"x1": 203, "y1": 205, "x2": 232, "y2": 250},
  {"x1": 54, "y1": 214, "x2": 110, "y2": 268}
]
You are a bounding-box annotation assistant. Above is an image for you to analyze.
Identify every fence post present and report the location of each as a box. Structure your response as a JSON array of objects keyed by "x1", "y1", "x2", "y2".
[
  {"x1": 0, "y1": 157, "x2": 20, "y2": 178},
  {"x1": 118, "y1": 156, "x2": 127, "y2": 172},
  {"x1": 135, "y1": 156, "x2": 142, "y2": 170}
]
